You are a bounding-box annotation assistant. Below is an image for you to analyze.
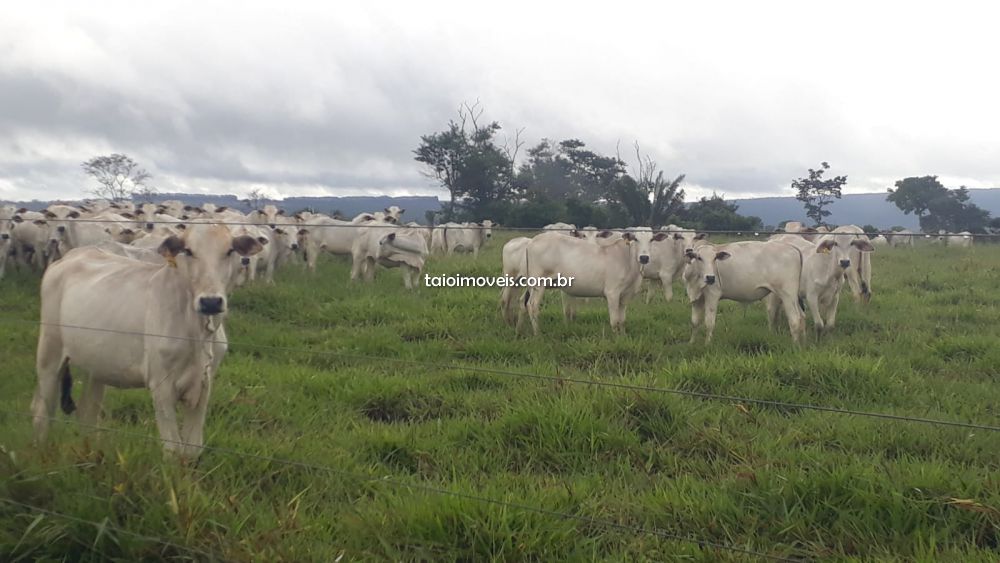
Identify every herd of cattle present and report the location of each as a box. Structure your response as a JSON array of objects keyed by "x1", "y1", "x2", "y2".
[{"x1": 0, "y1": 200, "x2": 975, "y2": 458}]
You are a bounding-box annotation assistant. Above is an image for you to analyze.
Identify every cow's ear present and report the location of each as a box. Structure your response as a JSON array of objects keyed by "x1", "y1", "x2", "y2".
[
  {"x1": 274, "y1": 228, "x2": 285, "y2": 234},
  {"x1": 387, "y1": 232, "x2": 396, "y2": 241},
  {"x1": 400, "y1": 208, "x2": 406, "y2": 214},
  {"x1": 570, "y1": 229, "x2": 584, "y2": 239},
  {"x1": 12, "y1": 215, "x2": 23, "y2": 223},
  {"x1": 216, "y1": 206, "x2": 228, "y2": 213},
  {"x1": 256, "y1": 236, "x2": 269, "y2": 245},
  {"x1": 135, "y1": 208, "x2": 145, "y2": 215},
  {"x1": 68, "y1": 211, "x2": 81, "y2": 218},
  {"x1": 277, "y1": 209, "x2": 285, "y2": 215},
  {"x1": 694, "y1": 233, "x2": 708, "y2": 240},
  {"x1": 597, "y1": 230, "x2": 613, "y2": 238},
  {"x1": 851, "y1": 239, "x2": 875, "y2": 252},
  {"x1": 158, "y1": 235, "x2": 185, "y2": 258},
  {"x1": 232, "y1": 235, "x2": 265, "y2": 256},
  {"x1": 121, "y1": 212, "x2": 135, "y2": 219},
  {"x1": 363, "y1": 214, "x2": 375, "y2": 221},
  {"x1": 120, "y1": 228, "x2": 134, "y2": 235},
  {"x1": 684, "y1": 248, "x2": 697, "y2": 260},
  {"x1": 384, "y1": 207, "x2": 391, "y2": 213},
  {"x1": 33, "y1": 219, "x2": 47, "y2": 225},
  {"x1": 17, "y1": 207, "x2": 28, "y2": 213},
  {"x1": 297, "y1": 228, "x2": 308, "y2": 236},
  {"x1": 652, "y1": 232, "x2": 669, "y2": 241},
  {"x1": 622, "y1": 232, "x2": 636, "y2": 241},
  {"x1": 673, "y1": 233, "x2": 684, "y2": 240},
  {"x1": 715, "y1": 251, "x2": 731, "y2": 261},
  {"x1": 44, "y1": 211, "x2": 57, "y2": 218},
  {"x1": 817, "y1": 240, "x2": 836, "y2": 254}
]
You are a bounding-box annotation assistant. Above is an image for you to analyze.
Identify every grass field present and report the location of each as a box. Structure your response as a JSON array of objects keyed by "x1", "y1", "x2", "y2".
[{"x1": 2, "y1": 233, "x2": 999, "y2": 561}]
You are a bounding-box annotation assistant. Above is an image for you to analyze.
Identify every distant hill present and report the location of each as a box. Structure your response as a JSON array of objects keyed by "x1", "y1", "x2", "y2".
[
  {"x1": 6, "y1": 188, "x2": 1000, "y2": 228},
  {"x1": 730, "y1": 188, "x2": 1000, "y2": 229}
]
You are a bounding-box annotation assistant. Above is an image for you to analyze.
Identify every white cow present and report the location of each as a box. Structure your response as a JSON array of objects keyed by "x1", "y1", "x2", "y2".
[
  {"x1": 520, "y1": 231, "x2": 643, "y2": 334},
  {"x1": 297, "y1": 215, "x2": 391, "y2": 272},
  {"x1": 499, "y1": 236, "x2": 533, "y2": 325},
  {"x1": 251, "y1": 204, "x2": 286, "y2": 228},
  {"x1": 350, "y1": 226, "x2": 428, "y2": 289},
  {"x1": 647, "y1": 227, "x2": 708, "y2": 301},
  {"x1": 33, "y1": 224, "x2": 264, "y2": 459},
  {"x1": 10, "y1": 212, "x2": 51, "y2": 269},
  {"x1": 0, "y1": 216, "x2": 11, "y2": 280},
  {"x1": 947, "y1": 232, "x2": 974, "y2": 248},
  {"x1": 824, "y1": 225, "x2": 873, "y2": 304},
  {"x1": 682, "y1": 241, "x2": 805, "y2": 344},
  {"x1": 889, "y1": 229, "x2": 915, "y2": 247},
  {"x1": 433, "y1": 221, "x2": 494, "y2": 258},
  {"x1": 870, "y1": 235, "x2": 889, "y2": 247},
  {"x1": 787, "y1": 237, "x2": 874, "y2": 336}
]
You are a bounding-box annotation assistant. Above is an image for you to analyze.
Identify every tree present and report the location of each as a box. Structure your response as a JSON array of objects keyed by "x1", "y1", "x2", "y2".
[
  {"x1": 682, "y1": 193, "x2": 763, "y2": 231},
  {"x1": 414, "y1": 101, "x2": 516, "y2": 220},
  {"x1": 887, "y1": 177, "x2": 991, "y2": 232},
  {"x1": 515, "y1": 138, "x2": 626, "y2": 203},
  {"x1": 627, "y1": 142, "x2": 684, "y2": 226},
  {"x1": 81, "y1": 153, "x2": 153, "y2": 202},
  {"x1": 791, "y1": 162, "x2": 846, "y2": 227},
  {"x1": 243, "y1": 187, "x2": 267, "y2": 211}
]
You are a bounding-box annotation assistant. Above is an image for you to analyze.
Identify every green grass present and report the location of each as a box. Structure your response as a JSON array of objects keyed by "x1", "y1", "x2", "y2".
[{"x1": 1, "y1": 235, "x2": 999, "y2": 561}]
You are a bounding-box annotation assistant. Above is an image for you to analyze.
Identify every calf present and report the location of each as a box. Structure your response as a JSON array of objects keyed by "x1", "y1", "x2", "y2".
[
  {"x1": 682, "y1": 241, "x2": 805, "y2": 344},
  {"x1": 33, "y1": 224, "x2": 264, "y2": 459},
  {"x1": 520, "y1": 231, "x2": 642, "y2": 334},
  {"x1": 787, "y1": 238, "x2": 874, "y2": 335}
]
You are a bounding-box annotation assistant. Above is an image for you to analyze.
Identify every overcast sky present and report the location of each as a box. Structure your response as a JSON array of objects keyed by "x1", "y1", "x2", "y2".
[{"x1": 2, "y1": 1, "x2": 999, "y2": 203}]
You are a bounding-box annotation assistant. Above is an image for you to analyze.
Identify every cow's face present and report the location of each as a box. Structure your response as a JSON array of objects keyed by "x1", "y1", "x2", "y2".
[
  {"x1": 271, "y1": 227, "x2": 298, "y2": 253},
  {"x1": 480, "y1": 219, "x2": 493, "y2": 239},
  {"x1": 682, "y1": 246, "x2": 730, "y2": 301},
  {"x1": 158, "y1": 224, "x2": 264, "y2": 316},
  {"x1": 384, "y1": 206, "x2": 404, "y2": 222},
  {"x1": 816, "y1": 239, "x2": 852, "y2": 270},
  {"x1": 625, "y1": 228, "x2": 669, "y2": 265},
  {"x1": 671, "y1": 231, "x2": 708, "y2": 255}
]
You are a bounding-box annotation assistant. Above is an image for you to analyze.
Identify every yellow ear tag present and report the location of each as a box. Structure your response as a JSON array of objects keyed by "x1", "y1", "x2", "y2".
[
  {"x1": 819, "y1": 247, "x2": 831, "y2": 254},
  {"x1": 166, "y1": 256, "x2": 178, "y2": 268}
]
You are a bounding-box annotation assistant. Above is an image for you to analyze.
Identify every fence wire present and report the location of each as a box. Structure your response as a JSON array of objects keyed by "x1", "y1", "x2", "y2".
[
  {"x1": 0, "y1": 408, "x2": 799, "y2": 562},
  {"x1": 0, "y1": 317, "x2": 997, "y2": 433}
]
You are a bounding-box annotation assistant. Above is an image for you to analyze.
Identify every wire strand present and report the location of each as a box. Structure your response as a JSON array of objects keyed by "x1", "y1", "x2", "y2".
[
  {"x1": 1, "y1": 317, "x2": 996, "y2": 433},
  {"x1": 0, "y1": 497, "x2": 219, "y2": 560},
  {"x1": 0, "y1": 409, "x2": 798, "y2": 562}
]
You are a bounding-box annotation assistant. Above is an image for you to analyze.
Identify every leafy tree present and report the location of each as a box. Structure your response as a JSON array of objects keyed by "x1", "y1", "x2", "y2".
[
  {"x1": 414, "y1": 102, "x2": 516, "y2": 220},
  {"x1": 81, "y1": 153, "x2": 153, "y2": 202},
  {"x1": 242, "y1": 187, "x2": 267, "y2": 210},
  {"x1": 516, "y1": 138, "x2": 625, "y2": 202},
  {"x1": 861, "y1": 224, "x2": 879, "y2": 235},
  {"x1": 792, "y1": 162, "x2": 846, "y2": 226},
  {"x1": 606, "y1": 143, "x2": 685, "y2": 226},
  {"x1": 682, "y1": 193, "x2": 763, "y2": 231},
  {"x1": 887, "y1": 177, "x2": 991, "y2": 232}
]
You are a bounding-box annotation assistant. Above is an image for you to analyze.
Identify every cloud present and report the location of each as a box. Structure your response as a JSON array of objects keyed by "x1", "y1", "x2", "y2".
[{"x1": 2, "y1": 0, "x2": 999, "y2": 202}]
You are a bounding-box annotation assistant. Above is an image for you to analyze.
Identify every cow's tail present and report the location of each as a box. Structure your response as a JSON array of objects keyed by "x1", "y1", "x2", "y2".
[
  {"x1": 442, "y1": 225, "x2": 449, "y2": 254},
  {"x1": 60, "y1": 363, "x2": 76, "y2": 414}
]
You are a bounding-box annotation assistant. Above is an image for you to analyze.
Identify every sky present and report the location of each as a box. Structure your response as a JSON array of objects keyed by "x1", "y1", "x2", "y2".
[{"x1": 2, "y1": 0, "x2": 999, "y2": 203}]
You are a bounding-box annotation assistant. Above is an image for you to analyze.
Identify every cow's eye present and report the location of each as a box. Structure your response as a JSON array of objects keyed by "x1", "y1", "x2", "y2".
[{"x1": 182, "y1": 248, "x2": 194, "y2": 257}]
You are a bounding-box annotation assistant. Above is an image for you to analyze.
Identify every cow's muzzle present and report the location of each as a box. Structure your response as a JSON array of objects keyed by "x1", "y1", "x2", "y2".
[
  {"x1": 198, "y1": 296, "x2": 226, "y2": 315},
  {"x1": 57, "y1": 226, "x2": 66, "y2": 233},
  {"x1": 241, "y1": 257, "x2": 251, "y2": 266},
  {"x1": 705, "y1": 275, "x2": 716, "y2": 285},
  {"x1": 839, "y1": 259, "x2": 851, "y2": 269},
  {"x1": 639, "y1": 255, "x2": 650, "y2": 265},
  {"x1": 291, "y1": 243, "x2": 299, "y2": 251},
  {"x1": 0, "y1": 233, "x2": 8, "y2": 240}
]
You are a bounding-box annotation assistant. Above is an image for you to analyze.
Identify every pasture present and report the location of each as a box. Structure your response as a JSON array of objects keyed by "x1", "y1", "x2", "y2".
[{"x1": 1, "y1": 232, "x2": 999, "y2": 561}]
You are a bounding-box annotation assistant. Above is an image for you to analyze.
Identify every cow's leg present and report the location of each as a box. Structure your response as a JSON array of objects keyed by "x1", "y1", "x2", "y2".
[
  {"x1": 703, "y1": 296, "x2": 720, "y2": 344},
  {"x1": 32, "y1": 333, "x2": 66, "y2": 443},
  {"x1": 77, "y1": 379, "x2": 105, "y2": 427},
  {"x1": 780, "y1": 292, "x2": 805, "y2": 344},
  {"x1": 527, "y1": 286, "x2": 546, "y2": 336},
  {"x1": 661, "y1": 276, "x2": 674, "y2": 302},
  {"x1": 807, "y1": 292, "x2": 825, "y2": 337},
  {"x1": 825, "y1": 291, "x2": 842, "y2": 333},
  {"x1": 364, "y1": 257, "x2": 376, "y2": 282},
  {"x1": 265, "y1": 258, "x2": 277, "y2": 284},
  {"x1": 689, "y1": 297, "x2": 705, "y2": 344},
  {"x1": 765, "y1": 293, "x2": 782, "y2": 332},
  {"x1": 562, "y1": 294, "x2": 577, "y2": 322},
  {"x1": 179, "y1": 376, "x2": 212, "y2": 460},
  {"x1": 149, "y1": 380, "x2": 183, "y2": 457},
  {"x1": 606, "y1": 292, "x2": 623, "y2": 333},
  {"x1": 499, "y1": 287, "x2": 514, "y2": 324}
]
